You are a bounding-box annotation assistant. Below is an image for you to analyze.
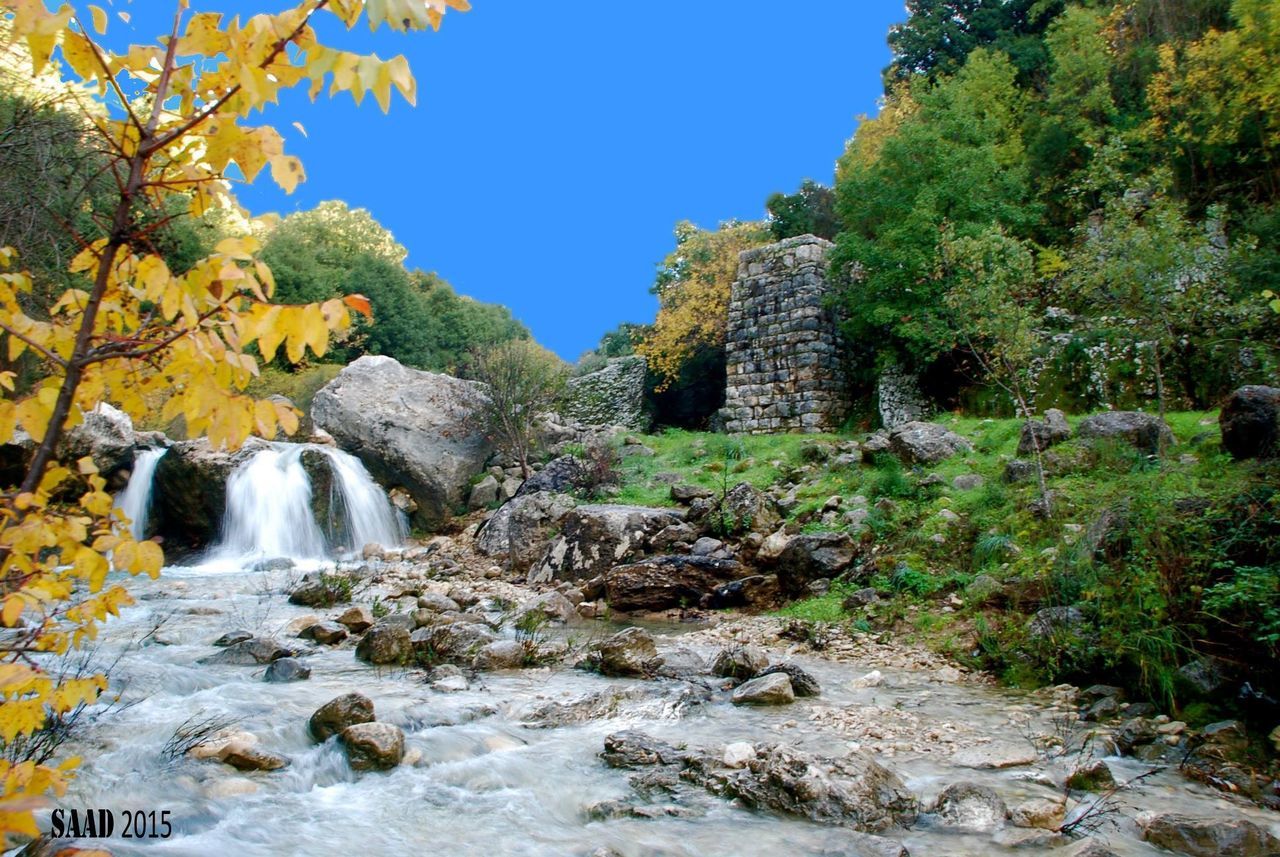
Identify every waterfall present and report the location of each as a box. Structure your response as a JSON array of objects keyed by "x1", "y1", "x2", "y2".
[
  {"x1": 215, "y1": 443, "x2": 404, "y2": 562},
  {"x1": 115, "y1": 447, "x2": 166, "y2": 540}
]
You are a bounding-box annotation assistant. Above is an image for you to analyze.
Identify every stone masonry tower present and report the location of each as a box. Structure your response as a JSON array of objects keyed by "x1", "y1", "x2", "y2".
[{"x1": 720, "y1": 235, "x2": 848, "y2": 434}]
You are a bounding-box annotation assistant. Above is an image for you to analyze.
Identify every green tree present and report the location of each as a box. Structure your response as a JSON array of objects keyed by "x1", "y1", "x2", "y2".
[
  {"x1": 765, "y1": 179, "x2": 841, "y2": 241},
  {"x1": 466, "y1": 340, "x2": 567, "y2": 479}
]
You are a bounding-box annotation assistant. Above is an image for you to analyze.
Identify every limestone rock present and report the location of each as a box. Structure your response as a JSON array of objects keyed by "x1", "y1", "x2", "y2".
[
  {"x1": 769, "y1": 532, "x2": 858, "y2": 597},
  {"x1": 411, "y1": 622, "x2": 496, "y2": 665},
  {"x1": 1138, "y1": 812, "x2": 1280, "y2": 857},
  {"x1": 336, "y1": 605, "x2": 374, "y2": 634},
  {"x1": 580, "y1": 627, "x2": 658, "y2": 677},
  {"x1": 355, "y1": 625, "x2": 412, "y2": 665},
  {"x1": 468, "y1": 475, "x2": 499, "y2": 510},
  {"x1": 602, "y1": 555, "x2": 745, "y2": 612},
  {"x1": 562, "y1": 355, "x2": 651, "y2": 432},
  {"x1": 711, "y1": 645, "x2": 769, "y2": 679},
  {"x1": 1018, "y1": 408, "x2": 1072, "y2": 456},
  {"x1": 475, "y1": 491, "x2": 576, "y2": 572},
  {"x1": 263, "y1": 657, "x2": 311, "y2": 682},
  {"x1": 472, "y1": 639, "x2": 528, "y2": 671},
  {"x1": 528, "y1": 504, "x2": 683, "y2": 584},
  {"x1": 889, "y1": 421, "x2": 973, "y2": 465},
  {"x1": 731, "y1": 673, "x2": 795, "y2": 705},
  {"x1": 311, "y1": 356, "x2": 492, "y2": 529},
  {"x1": 309, "y1": 692, "x2": 375, "y2": 742},
  {"x1": 198, "y1": 637, "x2": 294, "y2": 666},
  {"x1": 932, "y1": 782, "x2": 1008, "y2": 832},
  {"x1": 300, "y1": 621, "x2": 348, "y2": 645},
  {"x1": 340, "y1": 722, "x2": 405, "y2": 772},
  {"x1": 1077, "y1": 411, "x2": 1174, "y2": 455},
  {"x1": 152, "y1": 437, "x2": 270, "y2": 548},
  {"x1": 60, "y1": 403, "x2": 136, "y2": 479},
  {"x1": 1010, "y1": 797, "x2": 1065, "y2": 830},
  {"x1": 756, "y1": 663, "x2": 820, "y2": 697},
  {"x1": 1220, "y1": 385, "x2": 1280, "y2": 460}
]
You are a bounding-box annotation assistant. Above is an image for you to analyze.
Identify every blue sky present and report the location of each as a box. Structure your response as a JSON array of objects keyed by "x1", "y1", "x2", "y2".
[{"x1": 116, "y1": 2, "x2": 906, "y2": 360}]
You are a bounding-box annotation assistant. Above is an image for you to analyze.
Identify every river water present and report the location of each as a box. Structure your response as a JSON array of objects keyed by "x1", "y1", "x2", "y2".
[{"x1": 37, "y1": 560, "x2": 1279, "y2": 857}]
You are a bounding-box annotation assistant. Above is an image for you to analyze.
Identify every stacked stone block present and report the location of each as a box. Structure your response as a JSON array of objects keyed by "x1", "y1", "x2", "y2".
[{"x1": 720, "y1": 235, "x2": 847, "y2": 434}]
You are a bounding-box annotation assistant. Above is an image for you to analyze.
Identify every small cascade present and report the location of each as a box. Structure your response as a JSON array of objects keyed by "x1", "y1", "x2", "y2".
[
  {"x1": 114, "y1": 447, "x2": 166, "y2": 540},
  {"x1": 215, "y1": 443, "x2": 404, "y2": 562}
]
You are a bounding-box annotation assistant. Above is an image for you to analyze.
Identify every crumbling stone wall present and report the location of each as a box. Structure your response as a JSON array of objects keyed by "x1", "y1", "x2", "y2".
[
  {"x1": 561, "y1": 355, "x2": 651, "y2": 432},
  {"x1": 720, "y1": 235, "x2": 848, "y2": 434}
]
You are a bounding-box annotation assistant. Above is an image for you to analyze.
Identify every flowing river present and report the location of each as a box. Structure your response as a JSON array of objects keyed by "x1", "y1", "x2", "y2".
[{"x1": 28, "y1": 448, "x2": 1279, "y2": 856}]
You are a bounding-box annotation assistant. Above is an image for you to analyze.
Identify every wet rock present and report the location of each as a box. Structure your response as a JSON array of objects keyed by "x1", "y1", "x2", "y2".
[
  {"x1": 706, "y1": 574, "x2": 782, "y2": 612},
  {"x1": 355, "y1": 625, "x2": 412, "y2": 665},
  {"x1": 411, "y1": 622, "x2": 497, "y2": 665},
  {"x1": 528, "y1": 504, "x2": 684, "y2": 584},
  {"x1": 1137, "y1": 812, "x2": 1280, "y2": 857},
  {"x1": 1084, "y1": 696, "x2": 1121, "y2": 721},
  {"x1": 309, "y1": 692, "x2": 375, "y2": 742},
  {"x1": 221, "y1": 746, "x2": 289, "y2": 772},
  {"x1": 756, "y1": 663, "x2": 820, "y2": 697},
  {"x1": 1115, "y1": 717, "x2": 1159, "y2": 753},
  {"x1": 769, "y1": 532, "x2": 858, "y2": 597},
  {"x1": 283, "y1": 613, "x2": 321, "y2": 635},
  {"x1": 932, "y1": 782, "x2": 1008, "y2": 832},
  {"x1": 263, "y1": 657, "x2": 311, "y2": 683},
  {"x1": 312, "y1": 356, "x2": 492, "y2": 530},
  {"x1": 1177, "y1": 656, "x2": 1230, "y2": 695},
  {"x1": 1219, "y1": 385, "x2": 1280, "y2": 460},
  {"x1": 1077, "y1": 411, "x2": 1174, "y2": 455},
  {"x1": 722, "y1": 742, "x2": 755, "y2": 768},
  {"x1": 1018, "y1": 409, "x2": 1072, "y2": 456},
  {"x1": 212, "y1": 630, "x2": 253, "y2": 647},
  {"x1": 711, "y1": 645, "x2": 769, "y2": 679},
  {"x1": 61, "y1": 403, "x2": 137, "y2": 480},
  {"x1": 888, "y1": 421, "x2": 973, "y2": 465},
  {"x1": 417, "y1": 593, "x2": 461, "y2": 613},
  {"x1": 1009, "y1": 797, "x2": 1065, "y2": 830},
  {"x1": 579, "y1": 627, "x2": 658, "y2": 677},
  {"x1": 991, "y1": 828, "x2": 1063, "y2": 849},
  {"x1": 472, "y1": 639, "x2": 528, "y2": 671},
  {"x1": 1063, "y1": 841, "x2": 1121, "y2": 857},
  {"x1": 707, "y1": 745, "x2": 917, "y2": 832},
  {"x1": 288, "y1": 578, "x2": 347, "y2": 609},
  {"x1": 1201, "y1": 719, "x2": 1248, "y2": 755},
  {"x1": 600, "y1": 731, "x2": 684, "y2": 769},
  {"x1": 198, "y1": 637, "x2": 294, "y2": 666},
  {"x1": 841, "y1": 833, "x2": 910, "y2": 857},
  {"x1": 731, "y1": 673, "x2": 795, "y2": 705},
  {"x1": 336, "y1": 605, "x2": 374, "y2": 634},
  {"x1": 515, "y1": 590, "x2": 577, "y2": 625},
  {"x1": 583, "y1": 799, "x2": 696, "y2": 821},
  {"x1": 1066, "y1": 759, "x2": 1116, "y2": 792},
  {"x1": 653, "y1": 646, "x2": 708, "y2": 679},
  {"x1": 603, "y1": 555, "x2": 745, "y2": 612},
  {"x1": 340, "y1": 722, "x2": 405, "y2": 772},
  {"x1": 375, "y1": 613, "x2": 416, "y2": 632},
  {"x1": 475, "y1": 490, "x2": 576, "y2": 572},
  {"x1": 951, "y1": 744, "x2": 1037, "y2": 769},
  {"x1": 151, "y1": 437, "x2": 270, "y2": 547}
]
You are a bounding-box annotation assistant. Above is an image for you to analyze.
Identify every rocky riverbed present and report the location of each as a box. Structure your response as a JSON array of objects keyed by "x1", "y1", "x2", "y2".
[{"x1": 32, "y1": 532, "x2": 1279, "y2": 857}]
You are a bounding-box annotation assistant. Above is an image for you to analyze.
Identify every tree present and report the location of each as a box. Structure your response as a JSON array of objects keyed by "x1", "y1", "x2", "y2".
[
  {"x1": 467, "y1": 340, "x2": 566, "y2": 479},
  {"x1": 832, "y1": 50, "x2": 1039, "y2": 379},
  {"x1": 637, "y1": 220, "x2": 769, "y2": 391},
  {"x1": 765, "y1": 180, "x2": 841, "y2": 241},
  {"x1": 0, "y1": 0, "x2": 468, "y2": 841}
]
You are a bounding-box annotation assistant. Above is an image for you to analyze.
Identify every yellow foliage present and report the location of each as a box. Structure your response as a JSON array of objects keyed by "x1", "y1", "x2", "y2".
[
  {"x1": 637, "y1": 221, "x2": 770, "y2": 390},
  {"x1": 0, "y1": 0, "x2": 468, "y2": 844}
]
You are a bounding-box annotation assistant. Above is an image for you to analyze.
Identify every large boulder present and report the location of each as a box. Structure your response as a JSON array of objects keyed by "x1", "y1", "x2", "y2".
[
  {"x1": 768, "y1": 532, "x2": 858, "y2": 597},
  {"x1": 709, "y1": 482, "x2": 782, "y2": 536},
  {"x1": 561, "y1": 355, "x2": 651, "y2": 432},
  {"x1": 528, "y1": 504, "x2": 684, "y2": 584},
  {"x1": 1138, "y1": 813, "x2": 1280, "y2": 857},
  {"x1": 340, "y1": 722, "x2": 405, "y2": 771},
  {"x1": 731, "y1": 673, "x2": 795, "y2": 706},
  {"x1": 1077, "y1": 411, "x2": 1174, "y2": 455},
  {"x1": 515, "y1": 455, "x2": 587, "y2": 497},
  {"x1": 151, "y1": 437, "x2": 269, "y2": 548},
  {"x1": 602, "y1": 555, "x2": 745, "y2": 612},
  {"x1": 475, "y1": 491, "x2": 575, "y2": 571},
  {"x1": 932, "y1": 782, "x2": 1009, "y2": 832},
  {"x1": 579, "y1": 627, "x2": 658, "y2": 676},
  {"x1": 311, "y1": 356, "x2": 493, "y2": 529},
  {"x1": 308, "y1": 692, "x2": 375, "y2": 742},
  {"x1": 889, "y1": 421, "x2": 973, "y2": 464},
  {"x1": 1017, "y1": 409, "x2": 1071, "y2": 456},
  {"x1": 1219, "y1": 385, "x2": 1280, "y2": 460},
  {"x1": 61, "y1": 403, "x2": 136, "y2": 479}
]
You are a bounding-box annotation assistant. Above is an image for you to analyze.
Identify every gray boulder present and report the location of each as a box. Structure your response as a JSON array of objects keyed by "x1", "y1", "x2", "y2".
[
  {"x1": 1017, "y1": 408, "x2": 1072, "y2": 456},
  {"x1": 263, "y1": 657, "x2": 311, "y2": 682},
  {"x1": 515, "y1": 455, "x2": 586, "y2": 497},
  {"x1": 312, "y1": 356, "x2": 493, "y2": 529},
  {"x1": 1219, "y1": 385, "x2": 1280, "y2": 460},
  {"x1": 731, "y1": 673, "x2": 795, "y2": 705},
  {"x1": 757, "y1": 663, "x2": 820, "y2": 697},
  {"x1": 355, "y1": 625, "x2": 412, "y2": 665},
  {"x1": 300, "y1": 621, "x2": 348, "y2": 645},
  {"x1": 475, "y1": 491, "x2": 575, "y2": 572},
  {"x1": 410, "y1": 622, "x2": 496, "y2": 665},
  {"x1": 709, "y1": 482, "x2": 782, "y2": 536},
  {"x1": 61, "y1": 403, "x2": 136, "y2": 478},
  {"x1": 151, "y1": 437, "x2": 270, "y2": 548},
  {"x1": 769, "y1": 532, "x2": 858, "y2": 597},
  {"x1": 309, "y1": 692, "x2": 375, "y2": 742},
  {"x1": 198, "y1": 637, "x2": 295, "y2": 666},
  {"x1": 340, "y1": 722, "x2": 405, "y2": 771},
  {"x1": 467, "y1": 475, "x2": 500, "y2": 510},
  {"x1": 932, "y1": 782, "x2": 1008, "y2": 832},
  {"x1": 472, "y1": 639, "x2": 528, "y2": 671},
  {"x1": 561, "y1": 355, "x2": 651, "y2": 432},
  {"x1": 602, "y1": 555, "x2": 745, "y2": 612},
  {"x1": 711, "y1": 645, "x2": 769, "y2": 679},
  {"x1": 1077, "y1": 411, "x2": 1174, "y2": 455},
  {"x1": 528, "y1": 504, "x2": 684, "y2": 584},
  {"x1": 889, "y1": 421, "x2": 972, "y2": 464},
  {"x1": 579, "y1": 627, "x2": 658, "y2": 677}
]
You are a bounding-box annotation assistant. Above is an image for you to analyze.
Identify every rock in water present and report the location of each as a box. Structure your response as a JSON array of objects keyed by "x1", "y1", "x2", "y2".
[
  {"x1": 711, "y1": 645, "x2": 769, "y2": 679},
  {"x1": 264, "y1": 657, "x2": 311, "y2": 682},
  {"x1": 1077, "y1": 411, "x2": 1174, "y2": 455},
  {"x1": 309, "y1": 692, "x2": 375, "y2": 742},
  {"x1": 475, "y1": 491, "x2": 576, "y2": 572},
  {"x1": 340, "y1": 722, "x2": 405, "y2": 771},
  {"x1": 580, "y1": 627, "x2": 658, "y2": 677},
  {"x1": 151, "y1": 437, "x2": 270, "y2": 548},
  {"x1": 602, "y1": 555, "x2": 745, "y2": 612},
  {"x1": 198, "y1": 637, "x2": 294, "y2": 666},
  {"x1": 1219, "y1": 385, "x2": 1280, "y2": 460},
  {"x1": 1138, "y1": 813, "x2": 1280, "y2": 857},
  {"x1": 932, "y1": 782, "x2": 1009, "y2": 832},
  {"x1": 756, "y1": 663, "x2": 821, "y2": 697},
  {"x1": 730, "y1": 673, "x2": 795, "y2": 705},
  {"x1": 355, "y1": 625, "x2": 412, "y2": 665},
  {"x1": 311, "y1": 356, "x2": 492, "y2": 529}
]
